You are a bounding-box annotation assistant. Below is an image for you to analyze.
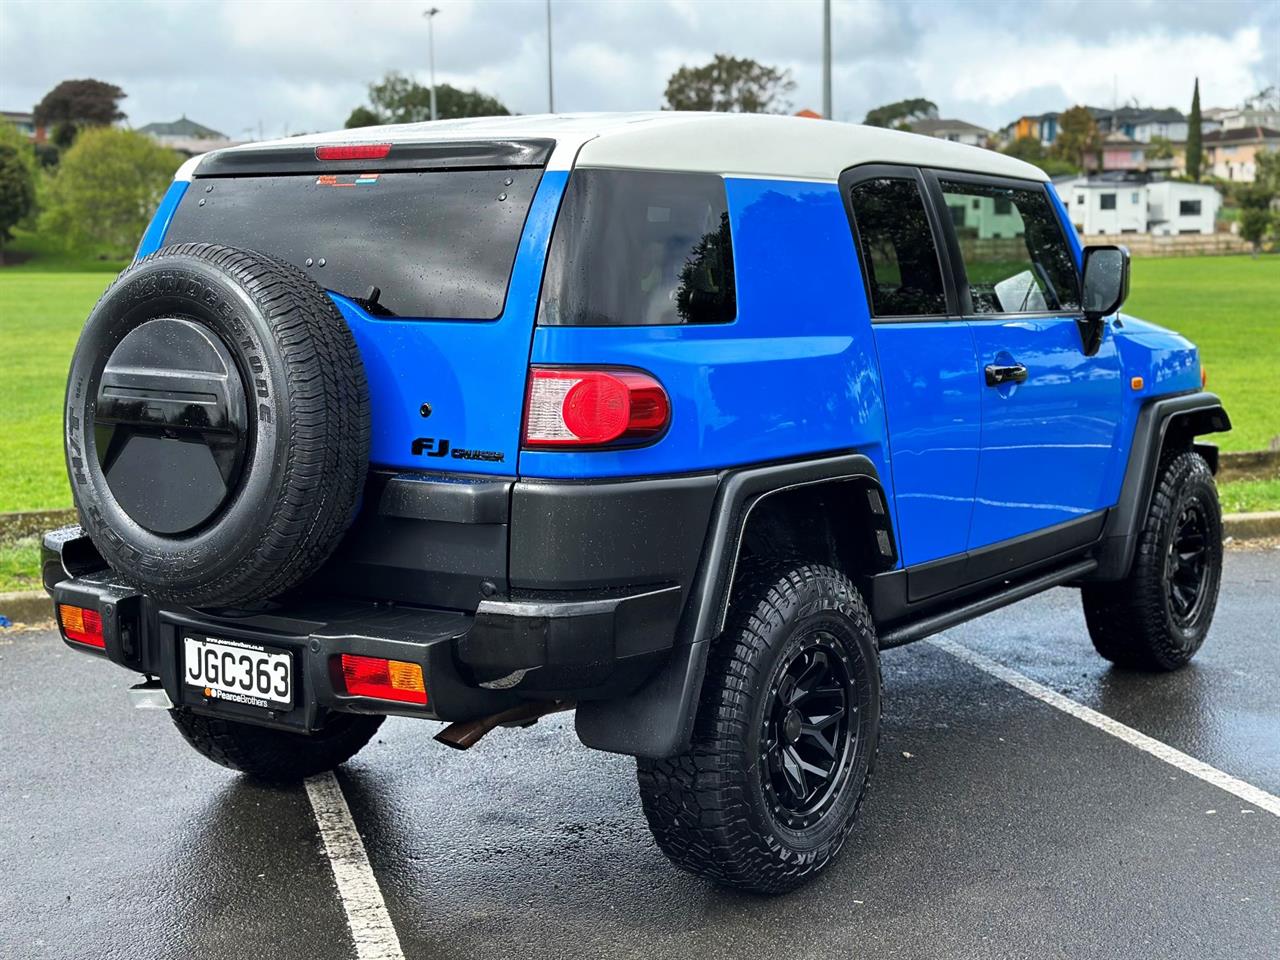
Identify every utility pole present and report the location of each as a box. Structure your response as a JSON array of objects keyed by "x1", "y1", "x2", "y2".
[
  {"x1": 546, "y1": 0, "x2": 555, "y2": 113},
  {"x1": 822, "y1": 0, "x2": 832, "y2": 120},
  {"x1": 424, "y1": 7, "x2": 440, "y2": 121}
]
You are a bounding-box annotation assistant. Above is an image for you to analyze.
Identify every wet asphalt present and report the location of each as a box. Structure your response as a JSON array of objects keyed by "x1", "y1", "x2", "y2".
[{"x1": 2, "y1": 548, "x2": 1277, "y2": 960}]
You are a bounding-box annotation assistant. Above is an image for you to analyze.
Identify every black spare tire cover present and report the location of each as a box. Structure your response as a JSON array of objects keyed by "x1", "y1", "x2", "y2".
[{"x1": 66, "y1": 243, "x2": 370, "y2": 606}]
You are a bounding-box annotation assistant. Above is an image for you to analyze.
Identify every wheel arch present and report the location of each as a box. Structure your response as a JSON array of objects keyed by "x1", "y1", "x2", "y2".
[
  {"x1": 1091, "y1": 390, "x2": 1230, "y2": 581},
  {"x1": 575, "y1": 452, "x2": 894, "y2": 758}
]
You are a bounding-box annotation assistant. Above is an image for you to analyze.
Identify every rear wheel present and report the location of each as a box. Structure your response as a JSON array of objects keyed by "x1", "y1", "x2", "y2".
[
  {"x1": 171, "y1": 709, "x2": 383, "y2": 782},
  {"x1": 1082, "y1": 450, "x2": 1222, "y2": 670},
  {"x1": 637, "y1": 562, "x2": 881, "y2": 893}
]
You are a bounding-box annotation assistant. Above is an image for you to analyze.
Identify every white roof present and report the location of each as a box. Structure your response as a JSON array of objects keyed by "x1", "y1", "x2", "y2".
[{"x1": 178, "y1": 112, "x2": 1048, "y2": 185}]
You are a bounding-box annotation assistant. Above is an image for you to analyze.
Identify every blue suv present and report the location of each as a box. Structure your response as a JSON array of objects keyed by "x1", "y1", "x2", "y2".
[{"x1": 45, "y1": 113, "x2": 1230, "y2": 892}]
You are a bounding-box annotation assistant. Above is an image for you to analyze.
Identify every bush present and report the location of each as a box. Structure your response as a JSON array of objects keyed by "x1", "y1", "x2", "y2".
[{"x1": 41, "y1": 127, "x2": 181, "y2": 257}]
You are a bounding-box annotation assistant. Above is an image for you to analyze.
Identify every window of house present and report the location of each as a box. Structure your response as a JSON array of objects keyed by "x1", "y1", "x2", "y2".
[
  {"x1": 1179, "y1": 199, "x2": 1202, "y2": 216},
  {"x1": 1100, "y1": 193, "x2": 1117, "y2": 210},
  {"x1": 938, "y1": 179, "x2": 1081, "y2": 314},
  {"x1": 1076, "y1": 194, "x2": 1085, "y2": 205},
  {"x1": 1130, "y1": 192, "x2": 1141, "y2": 204},
  {"x1": 994, "y1": 197, "x2": 1013, "y2": 215},
  {"x1": 848, "y1": 177, "x2": 948, "y2": 318}
]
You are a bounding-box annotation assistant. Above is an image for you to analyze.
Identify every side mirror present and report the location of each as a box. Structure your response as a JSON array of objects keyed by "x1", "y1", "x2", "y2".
[{"x1": 1077, "y1": 245, "x2": 1130, "y2": 356}]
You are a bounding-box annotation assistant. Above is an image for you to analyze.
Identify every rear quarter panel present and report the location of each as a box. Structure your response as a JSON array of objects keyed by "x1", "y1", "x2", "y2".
[{"x1": 520, "y1": 177, "x2": 892, "y2": 489}]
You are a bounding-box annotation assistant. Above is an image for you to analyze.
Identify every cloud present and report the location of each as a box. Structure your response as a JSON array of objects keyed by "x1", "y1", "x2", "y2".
[{"x1": 0, "y1": 0, "x2": 1275, "y2": 137}]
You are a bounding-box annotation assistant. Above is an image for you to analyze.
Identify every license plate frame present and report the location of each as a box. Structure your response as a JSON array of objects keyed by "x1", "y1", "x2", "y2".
[{"x1": 182, "y1": 634, "x2": 294, "y2": 711}]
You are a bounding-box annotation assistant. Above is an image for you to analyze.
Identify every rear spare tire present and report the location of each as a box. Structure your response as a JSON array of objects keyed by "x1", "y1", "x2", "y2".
[{"x1": 65, "y1": 243, "x2": 369, "y2": 606}]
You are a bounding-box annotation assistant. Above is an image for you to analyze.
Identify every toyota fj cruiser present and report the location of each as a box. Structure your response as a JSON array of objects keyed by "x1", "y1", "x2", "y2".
[{"x1": 45, "y1": 113, "x2": 1230, "y2": 893}]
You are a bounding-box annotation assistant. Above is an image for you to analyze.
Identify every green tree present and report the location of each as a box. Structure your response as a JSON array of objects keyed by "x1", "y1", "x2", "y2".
[
  {"x1": 663, "y1": 54, "x2": 795, "y2": 113},
  {"x1": 0, "y1": 144, "x2": 36, "y2": 263},
  {"x1": 41, "y1": 127, "x2": 180, "y2": 257},
  {"x1": 1186, "y1": 77, "x2": 1202, "y2": 182},
  {"x1": 1237, "y1": 149, "x2": 1279, "y2": 254},
  {"x1": 348, "y1": 72, "x2": 510, "y2": 125},
  {"x1": 1052, "y1": 106, "x2": 1102, "y2": 173},
  {"x1": 863, "y1": 97, "x2": 938, "y2": 129},
  {"x1": 33, "y1": 78, "x2": 127, "y2": 148},
  {"x1": 1002, "y1": 135, "x2": 1047, "y2": 163},
  {"x1": 345, "y1": 105, "x2": 383, "y2": 129},
  {"x1": 1147, "y1": 135, "x2": 1174, "y2": 161}
]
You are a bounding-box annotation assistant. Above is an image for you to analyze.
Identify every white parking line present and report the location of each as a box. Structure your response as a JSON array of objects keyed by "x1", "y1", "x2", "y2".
[
  {"x1": 305, "y1": 772, "x2": 407, "y2": 960},
  {"x1": 929, "y1": 637, "x2": 1280, "y2": 817}
]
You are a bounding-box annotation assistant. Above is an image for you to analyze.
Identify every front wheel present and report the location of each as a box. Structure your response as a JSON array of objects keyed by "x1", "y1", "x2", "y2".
[
  {"x1": 1082, "y1": 449, "x2": 1223, "y2": 670},
  {"x1": 637, "y1": 562, "x2": 881, "y2": 894}
]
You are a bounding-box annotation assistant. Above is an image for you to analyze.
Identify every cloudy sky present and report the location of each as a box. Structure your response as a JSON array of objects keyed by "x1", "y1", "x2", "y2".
[{"x1": 1, "y1": 0, "x2": 1277, "y2": 139}]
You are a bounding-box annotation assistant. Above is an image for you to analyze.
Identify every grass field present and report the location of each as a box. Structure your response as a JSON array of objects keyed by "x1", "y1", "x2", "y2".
[
  {"x1": 0, "y1": 251, "x2": 1277, "y2": 575},
  {"x1": 1124, "y1": 256, "x2": 1280, "y2": 452}
]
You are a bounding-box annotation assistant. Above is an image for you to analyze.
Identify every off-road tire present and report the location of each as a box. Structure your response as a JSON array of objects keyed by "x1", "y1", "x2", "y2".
[
  {"x1": 65, "y1": 243, "x2": 369, "y2": 607},
  {"x1": 637, "y1": 562, "x2": 881, "y2": 894},
  {"x1": 170, "y1": 708, "x2": 383, "y2": 781},
  {"x1": 1082, "y1": 450, "x2": 1222, "y2": 670}
]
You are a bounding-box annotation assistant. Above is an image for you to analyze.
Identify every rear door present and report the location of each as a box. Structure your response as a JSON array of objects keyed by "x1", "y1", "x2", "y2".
[
  {"x1": 844, "y1": 166, "x2": 981, "y2": 576},
  {"x1": 162, "y1": 139, "x2": 566, "y2": 476},
  {"x1": 927, "y1": 172, "x2": 1125, "y2": 553}
]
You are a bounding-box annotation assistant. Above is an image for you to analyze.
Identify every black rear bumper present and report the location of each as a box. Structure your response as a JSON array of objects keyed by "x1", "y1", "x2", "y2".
[{"x1": 43, "y1": 526, "x2": 683, "y2": 733}]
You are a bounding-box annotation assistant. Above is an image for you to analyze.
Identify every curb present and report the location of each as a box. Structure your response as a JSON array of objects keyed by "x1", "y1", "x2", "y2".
[
  {"x1": 0, "y1": 590, "x2": 53, "y2": 628},
  {"x1": 1223, "y1": 511, "x2": 1280, "y2": 542},
  {"x1": 5, "y1": 514, "x2": 1279, "y2": 629},
  {"x1": 1219, "y1": 450, "x2": 1280, "y2": 484}
]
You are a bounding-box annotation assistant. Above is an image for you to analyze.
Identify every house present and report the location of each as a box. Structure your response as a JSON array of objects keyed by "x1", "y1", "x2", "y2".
[
  {"x1": 1002, "y1": 112, "x2": 1059, "y2": 147},
  {"x1": 1064, "y1": 175, "x2": 1220, "y2": 235},
  {"x1": 1, "y1": 109, "x2": 46, "y2": 143},
  {"x1": 1100, "y1": 131, "x2": 1146, "y2": 172},
  {"x1": 137, "y1": 116, "x2": 241, "y2": 155},
  {"x1": 1201, "y1": 126, "x2": 1280, "y2": 182},
  {"x1": 1213, "y1": 106, "x2": 1280, "y2": 132},
  {"x1": 1091, "y1": 106, "x2": 1194, "y2": 144},
  {"x1": 1144, "y1": 181, "x2": 1221, "y2": 235},
  {"x1": 909, "y1": 117, "x2": 992, "y2": 147}
]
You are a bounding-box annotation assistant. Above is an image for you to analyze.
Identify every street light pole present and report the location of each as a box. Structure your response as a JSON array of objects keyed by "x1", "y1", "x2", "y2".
[
  {"x1": 546, "y1": 0, "x2": 555, "y2": 113},
  {"x1": 424, "y1": 7, "x2": 440, "y2": 122},
  {"x1": 822, "y1": 0, "x2": 832, "y2": 120}
]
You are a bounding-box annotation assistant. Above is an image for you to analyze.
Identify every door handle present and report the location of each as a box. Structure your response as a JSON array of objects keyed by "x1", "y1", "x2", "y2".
[{"x1": 985, "y1": 363, "x2": 1028, "y2": 387}]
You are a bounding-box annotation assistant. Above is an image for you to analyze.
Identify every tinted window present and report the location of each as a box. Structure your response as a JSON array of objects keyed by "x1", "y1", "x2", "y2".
[
  {"x1": 848, "y1": 178, "x2": 947, "y2": 317},
  {"x1": 939, "y1": 180, "x2": 1080, "y2": 314},
  {"x1": 165, "y1": 168, "x2": 541, "y2": 319},
  {"x1": 538, "y1": 169, "x2": 735, "y2": 326}
]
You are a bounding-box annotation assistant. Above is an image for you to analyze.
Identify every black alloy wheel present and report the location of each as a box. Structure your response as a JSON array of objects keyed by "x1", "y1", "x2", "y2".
[
  {"x1": 762, "y1": 633, "x2": 859, "y2": 831},
  {"x1": 1166, "y1": 503, "x2": 1210, "y2": 628}
]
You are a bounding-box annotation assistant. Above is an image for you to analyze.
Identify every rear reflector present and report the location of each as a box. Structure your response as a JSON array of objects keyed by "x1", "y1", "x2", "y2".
[
  {"x1": 338, "y1": 654, "x2": 427, "y2": 705},
  {"x1": 315, "y1": 143, "x2": 392, "y2": 161},
  {"x1": 524, "y1": 367, "x2": 669, "y2": 447},
  {"x1": 59, "y1": 604, "x2": 105, "y2": 649}
]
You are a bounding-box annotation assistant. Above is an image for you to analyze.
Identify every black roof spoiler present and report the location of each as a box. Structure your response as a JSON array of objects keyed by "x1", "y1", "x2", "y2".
[{"x1": 193, "y1": 138, "x2": 554, "y2": 178}]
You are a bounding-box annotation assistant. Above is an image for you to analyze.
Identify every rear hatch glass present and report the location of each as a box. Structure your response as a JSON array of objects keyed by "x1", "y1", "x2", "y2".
[{"x1": 164, "y1": 167, "x2": 542, "y2": 319}]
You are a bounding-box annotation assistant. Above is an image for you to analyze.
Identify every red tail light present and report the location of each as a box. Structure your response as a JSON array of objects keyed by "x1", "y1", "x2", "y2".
[
  {"x1": 524, "y1": 367, "x2": 670, "y2": 447},
  {"x1": 59, "y1": 604, "x2": 105, "y2": 649},
  {"x1": 315, "y1": 143, "x2": 392, "y2": 161},
  {"x1": 337, "y1": 654, "x2": 427, "y2": 705}
]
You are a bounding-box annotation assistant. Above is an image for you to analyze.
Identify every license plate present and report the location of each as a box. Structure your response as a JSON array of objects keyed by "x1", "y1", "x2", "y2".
[{"x1": 183, "y1": 635, "x2": 293, "y2": 709}]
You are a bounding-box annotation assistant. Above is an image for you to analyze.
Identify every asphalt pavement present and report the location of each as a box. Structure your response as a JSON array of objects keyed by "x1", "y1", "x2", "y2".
[{"x1": 2, "y1": 548, "x2": 1277, "y2": 960}]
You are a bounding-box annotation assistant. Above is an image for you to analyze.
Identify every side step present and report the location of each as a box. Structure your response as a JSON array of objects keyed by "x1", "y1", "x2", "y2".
[{"x1": 878, "y1": 558, "x2": 1098, "y2": 648}]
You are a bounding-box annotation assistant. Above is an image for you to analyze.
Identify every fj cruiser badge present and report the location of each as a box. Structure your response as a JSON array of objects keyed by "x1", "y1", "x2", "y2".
[{"x1": 411, "y1": 437, "x2": 505, "y2": 463}]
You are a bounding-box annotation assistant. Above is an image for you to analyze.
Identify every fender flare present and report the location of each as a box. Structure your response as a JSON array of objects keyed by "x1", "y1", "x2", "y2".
[
  {"x1": 1090, "y1": 391, "x2": 1231, "y2": 581},
  {"x1": 575, "y1": 452, "x2": 888, "y2": 758}
]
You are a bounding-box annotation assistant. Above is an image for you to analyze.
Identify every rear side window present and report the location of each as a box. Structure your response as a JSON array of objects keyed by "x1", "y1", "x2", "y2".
[
  {"x1": 164, "y1": 168, "x2": 542, "y2": 319},
  {"x1": 938, "y1": 180, "x2": 1080, "y2": 314},
  {"x1": 538, "y1": 169, "x2": 735, "y2": 326},
  {"x1": 848, "y1": 178, "x2": 948, "y2": 318}
]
